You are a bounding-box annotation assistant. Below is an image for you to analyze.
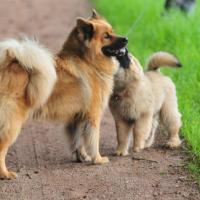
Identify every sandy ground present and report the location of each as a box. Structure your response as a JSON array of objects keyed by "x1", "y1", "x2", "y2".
[{"x1": 0, "y1": 0, "x2": 199, "y2": 199}]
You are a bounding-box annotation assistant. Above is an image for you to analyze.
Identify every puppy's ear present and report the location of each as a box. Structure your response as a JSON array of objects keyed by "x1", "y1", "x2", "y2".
[
  {"x1": 76, "y1": 18, "x2": 94, "y2": 41},
  {"x1": 91, "y1": 9, "x2": 100, "y2": 19}
]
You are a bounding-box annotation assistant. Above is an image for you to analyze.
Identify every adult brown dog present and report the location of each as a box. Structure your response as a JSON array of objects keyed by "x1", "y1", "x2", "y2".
[
  {"x1": 0, "y1": 10, "x2": 128, "y2": 179},
  {"x1": 110, "y1": 50, "x2": 182, "y2": 155}
]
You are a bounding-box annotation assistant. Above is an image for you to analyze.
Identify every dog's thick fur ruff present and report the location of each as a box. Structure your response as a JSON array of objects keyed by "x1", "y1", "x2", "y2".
[
  {"x1": 0, "y1": 11, "x2": 126, "y2": 179},
  {"x1": 109, "y1": 52, "x2": 182, "y2": 155}
]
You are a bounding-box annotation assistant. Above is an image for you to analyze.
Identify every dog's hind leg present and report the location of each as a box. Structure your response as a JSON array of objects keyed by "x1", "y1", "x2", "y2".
[
  {"x1": 76, "y1": 146, "x2": 92, "y2": 162},
  {"x1": 0, "y1": 98, "x2": 28, "y2": 179},
  {"x1": 161, "y1": 95, "x2": 182, "y2": 148},
  {"x1": 133, "y1": 113, "x2": 153, "y2": 152},
  {"x1": 0, "y1": 118, "x2": 24, "y2": 179},
  {"x1": 65, "y1": 117, "x2": 91, "y2": 163},
  {"x1": 0, "y1": 137, "x2": 18, "y2": 179},
  {"x1": 76, "y1": 131, "x2": 92, "y2": 163},
  {"x1": 145, "y1": 118, "x2": 158, "y2": 148},
  {"x1": 115, "y1": 119, "x2": 132, "y2": 156}
]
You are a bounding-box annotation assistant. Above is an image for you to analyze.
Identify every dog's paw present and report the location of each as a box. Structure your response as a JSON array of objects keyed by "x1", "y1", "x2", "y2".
[
  {"x1": 77, "y1": 155, "x2": 92, "y2": 163},
  {"x1": 116, "y1": 149, "x2": 129, "y2": 156},
  {"x1": 132, "y1": 146, "x2": 142, "y2": 153},
  {"x1": 76, "y1": 150, "x2": 92, "y2": 163},
  {"x1": 166, "y1": 138, "x2": 182, "y2": 148},
  {"x1": 144, "y1": 143, "x2": 152, "y2": 148},
  {"x1": 93, "y1": 156, "x2": 109, "y2": 164},
  {"x1": 83, "y1": 155, "x2": 92, "y2": 162},
  {"x1": 0, "y1": 171, "x2": 18, "y2": 180}
]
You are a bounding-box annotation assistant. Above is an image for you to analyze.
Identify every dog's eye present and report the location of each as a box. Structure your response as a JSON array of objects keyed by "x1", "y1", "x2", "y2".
[{"x1": 104, "y1": 33, "x2": 110, "y2": 39}]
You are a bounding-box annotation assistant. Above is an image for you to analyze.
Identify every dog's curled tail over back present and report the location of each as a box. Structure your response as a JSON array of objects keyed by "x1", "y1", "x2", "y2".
[
  {"x1": 147, "y1": 51, "x2": 182, "y2": 71},
  {"x1": 0, "y1": 38, "x2": 57, "y2": 108}
]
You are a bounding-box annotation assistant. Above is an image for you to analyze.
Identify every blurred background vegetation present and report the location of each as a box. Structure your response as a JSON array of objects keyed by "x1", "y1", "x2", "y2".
[{"x1": 93, "y1": 0, "x2": 200, "y2": 180}]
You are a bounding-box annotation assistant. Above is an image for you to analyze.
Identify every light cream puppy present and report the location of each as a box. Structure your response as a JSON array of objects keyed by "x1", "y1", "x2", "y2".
[{"x1": 109, "y1": 52, "x2": 182, "y2": 155}]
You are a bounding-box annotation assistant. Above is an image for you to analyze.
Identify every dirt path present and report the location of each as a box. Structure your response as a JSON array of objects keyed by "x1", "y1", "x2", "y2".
[{"x1": 0, "y1": 0, "x2": 199, "y2": 199}]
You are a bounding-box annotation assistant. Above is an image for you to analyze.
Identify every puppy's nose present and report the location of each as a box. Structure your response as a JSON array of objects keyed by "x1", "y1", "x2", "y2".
[{"x1": 122, "y1": 37, "x2": 128, "y2": 44}]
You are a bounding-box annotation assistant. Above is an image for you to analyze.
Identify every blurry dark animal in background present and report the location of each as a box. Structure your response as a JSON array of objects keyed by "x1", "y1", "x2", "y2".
[{"x1": 165, "y1": 0, "x2": 196, "y2": 14}]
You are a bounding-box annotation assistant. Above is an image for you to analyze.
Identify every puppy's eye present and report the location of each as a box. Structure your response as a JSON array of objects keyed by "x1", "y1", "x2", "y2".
[{"x1": 104, "y1": 33, "x2": 110, "y2": 39}]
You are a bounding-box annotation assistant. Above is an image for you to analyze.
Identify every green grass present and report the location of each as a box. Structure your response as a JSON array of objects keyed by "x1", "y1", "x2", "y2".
[{"x1": 92, "y1": 0, "x2": 200, "y2": 177}]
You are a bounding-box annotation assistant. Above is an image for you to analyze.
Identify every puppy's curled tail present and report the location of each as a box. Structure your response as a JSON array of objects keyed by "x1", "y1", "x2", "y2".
[
  {"x1": 0, "y1": 38, "x2": 57, "y2": 108},
  {"x1": 147, "y1": 52, "x2": 182, "y2": 71}
]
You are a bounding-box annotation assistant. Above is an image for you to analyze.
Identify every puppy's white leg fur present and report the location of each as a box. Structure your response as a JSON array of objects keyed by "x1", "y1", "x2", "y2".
[
  {"x1": 161, "y1": 96, "x2": 182, "y2": 148},
  {"x1": 133, "y1": 113, "x2": 153, "y2": 152},
  {"x1": 115, "y1": 119, "x2": 132, "y2": 156},
  {"x1": 166, "y1": 121, "x2": 182, "y2": 148},
  {"x1": 145, "y1": 119, "x2": 158, "y2": 148}
]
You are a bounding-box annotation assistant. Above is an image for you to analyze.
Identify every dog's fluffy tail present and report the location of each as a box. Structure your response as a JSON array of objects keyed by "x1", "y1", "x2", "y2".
[
  {"x1": 147, "y1": 52, "x2": 182, "y2": 71},
  {"x1": 0, "y1": 38, "x2": 57, "y2": 108}
]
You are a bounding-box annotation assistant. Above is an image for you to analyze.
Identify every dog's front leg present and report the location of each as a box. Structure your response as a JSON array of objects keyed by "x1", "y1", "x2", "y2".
[
  {"x1": 87, "y1": 119, "x2": 109, "y2": 164},
  {"x1": 115, "y1": 119, "x2": 133, "y2": 156},
  {"x1": 133, "y1": 113, "x2": 153, "y2": 152}
]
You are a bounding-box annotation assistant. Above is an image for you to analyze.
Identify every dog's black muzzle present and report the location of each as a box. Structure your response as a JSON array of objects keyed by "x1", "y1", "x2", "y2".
[
  {"x1": 102, "y1": 37, "x2": 128, "y2": 57},
  {"x1": 102, "y1": 36, "x2": 131, "y2": 69},
  {"x1": 116, "y1": 48, "x2": 131, "y2": 69}
]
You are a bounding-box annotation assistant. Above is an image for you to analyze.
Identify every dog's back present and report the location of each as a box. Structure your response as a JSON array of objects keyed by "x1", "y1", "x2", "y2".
[{"x1": 144, "y1": 52, "x2": 181, "y2": 112}]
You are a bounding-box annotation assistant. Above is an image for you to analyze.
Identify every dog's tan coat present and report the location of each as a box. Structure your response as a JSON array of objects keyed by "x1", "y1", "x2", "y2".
[{"x1": 0, "y1": 11, "x2": 121, "y2": 179}]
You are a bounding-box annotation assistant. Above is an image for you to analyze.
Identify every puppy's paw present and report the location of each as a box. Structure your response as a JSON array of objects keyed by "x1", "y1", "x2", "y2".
[
  {"x1": 133, "y1": 141, "x2": 145, "y2": 152},
  {"x1": 116, "y1": 149, "x2": 129, "y2": 156},
  {"x1": 132, "y1": 146, "x2": 142, "y2": 153},
  {"x1": 93, "y1": 156, "x2": 109, "y2": 164},
  {"x1": 166, "y1": 138, "x2": 182, "y2": 148},
  {"x1": 0, "y1": 170, "x2": 18, "y2": 180},
  {"x1": 144, "y1": 143, "x2": 152, "y2": 148}
]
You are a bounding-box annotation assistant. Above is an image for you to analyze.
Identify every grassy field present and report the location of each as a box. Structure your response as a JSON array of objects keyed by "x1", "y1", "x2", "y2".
[{"x1": 92, "y1": 0, "x2": 200, "y2": 177}]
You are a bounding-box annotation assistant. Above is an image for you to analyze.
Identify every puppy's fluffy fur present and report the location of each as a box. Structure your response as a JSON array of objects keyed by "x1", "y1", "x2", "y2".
[
  {"x1": 109, "y1": 52, "x2": 182, "y2": 155},
  {"x1": 0, "y1": 11, "x2": 127, "y2": 179}
]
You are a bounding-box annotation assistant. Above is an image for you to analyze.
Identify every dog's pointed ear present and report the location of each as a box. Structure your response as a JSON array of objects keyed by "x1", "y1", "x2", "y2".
[
  {"x1": 76, "y1": 18, "x2": 94, "y2": 41},
  {"x1": 76, "y1": 18, "x2": 90, "y2": 27},
  {"x1": 91, "y1": 9, "x2": 100, "y2": 19}
]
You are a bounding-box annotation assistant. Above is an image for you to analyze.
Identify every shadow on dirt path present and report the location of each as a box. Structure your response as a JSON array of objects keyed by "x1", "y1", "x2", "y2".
[{"x1": 0, "y1": 0, "x2": 199, "y2": 199}]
